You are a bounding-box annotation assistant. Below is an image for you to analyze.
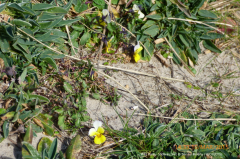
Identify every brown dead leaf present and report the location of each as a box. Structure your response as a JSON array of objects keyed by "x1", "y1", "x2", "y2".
[
  {"x1": 155, "y1": 53, "x2": 170, "y2": 67},
  {"x1": 154, "y1": 38, "x2": 165, "y2": 44},
  {"x1": 5, "y1": 99, "x2": 13, "y2": 109},
  {"x1": 204, "y1": 49, "x2": 211, "y2": 54},
  {"x1": 103, "y1": 141, "x2": 115, "y2": 147},
  {"x1": 0, "y1": 58, "x2": 4, "y2": 71},
  {"x1": 188, "y1": 57, "x2": 194, "y2": 68},
  {"x1": 118, "y1": 0, "x2": 127, "y2": 5},
  {"x1": 33, "y1": 118, "x2": 44, "y2": 129},
  {"x1": 200, "y1": 0, "x2": 209, "y2": 10}
]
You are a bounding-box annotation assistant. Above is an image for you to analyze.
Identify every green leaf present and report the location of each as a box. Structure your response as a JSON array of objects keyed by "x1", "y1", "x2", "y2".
[
  {"x1": 80, "y1": 32, "x2": 91, "y2": 45},
  {"x1": 142, "y1": 40, "x2": 154, "y2": 61},
  {"x1": 92, "y1": 93, "x2": 100, "y2": 100},
  {"x1": 63, "y1": 82, "x2": 73, "y2": 93},
  {"x1": 32, "y1": 3, "x2": 54, "y2": 10},
  {"x1": 72, "y1": 25, "x2": 85, "y2": 32},
  {"x1": 203, "y1": 40, "x2": 221, "y2": 53},
  {"x1": 20, "y1": 67, "x2": 27, "y2": 84},
  {"x1": 12, "y1": 111, "x2": 20, "y2": 122},
  {"x1": 37, "y1": 137, "x2": 52, "y2": 156},
  {"x1": 3, "y1": 121, "x2": 9, "y2": 138},
  {"x1": 43, "y1": 57, "x2": 58, "y2": 71},
  {"x1": 66, "y1": 135, "x2": 82, "y2": 159},
  {"x1": 93, "y1": 0, "x2": 106, "y2": 10},
  {"x1": 46, "y1": 7, "x2": 67, "y2": 13},
  {"x1": 38, "y1": 12, "x2": 63, "y2": 21},
  {"x1": 0, "y1": 37, "x2": 10, "y2": 53},
  {"x1": 141, "y1": 20, "x2": 156, "y2": 30},
  {"x1": 146, "y1": 14, "x2": 162, "y2": 20},
  {"x1": 58, "y1": 115, "x2": 66, "y2": 130},
  {"x1": 22, "y1": 142, "x2": 41, "y2": 159},
  {"x1": 0, "y1": 108, "x2": 6, "y2": 115},
  {"x1": 12, "y1": 19, "x2": 32, "y2": 27},
  {"x1": 198, "y1": 10, "x2": 217, "y2": 19},
  {"x1": 23, "y1": 124, "x2": 33, "y2": 143},
  {"x1": 48, "y1": 138, "x2": 57, "y2": 159},
  {"x1": 0, "y1": 3, "x2": 7, "y2": 13},
  {"x1": 75, "y1": 0, "x2": 88, "y2": 13},
  {"x1": 179, "y1": 34, "x2": 190, "y2": 47},
  {"x1": 143, "y1": 25, "x2": 160, "y2": 37},
  {"x1": 56, "y1": 18, "x2": 81, "y2": 27},
  {"x1": 29, "y1": 94, "x2": 50, "y2": 103},
  {"x1": 64, "y1": 0, "x2": 73, "y2": 11},
  {"x1": 8, "y1": 3, "x2": 25, "y2": 12},
  {"x1": 200, "y1": 33, "x2": 224, "y2": 40}
]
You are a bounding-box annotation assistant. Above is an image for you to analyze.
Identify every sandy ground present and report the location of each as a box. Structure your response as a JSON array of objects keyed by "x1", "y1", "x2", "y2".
[{"x1": 1, "y1": 46, "x2": 240, "y2": 158}]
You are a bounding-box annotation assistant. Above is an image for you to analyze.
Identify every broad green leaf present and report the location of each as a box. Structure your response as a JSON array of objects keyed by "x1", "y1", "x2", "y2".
[
  {"x1": 41, "y1": 121, "x2": 54, "y2": 136},
  {"x1": 0, "y1": 37, "x2": 10, "y2": 53},
  {"x1": 200, "y1": 33, "x2": 224, "y2": 40},
  {"x1": 23, "y1": 124, "x2": 33, "y2": 143},
  {"x1": 8, "y1": 3, "x2": 25, "y2": 12},
  {"x1": 12, "y1": 19, "x2": 32, "y2": 27},
  {"x1": 32, "y1": 3, "x2": 54, "y2": 10},
  {"x1": 0, "y1": 3, "x2": 7, "y2": 13},
  {"x1": 75, "y1": 0, "x2": 88, "y2": 13},
  {"x1": 46, "y1": 7, "x2": 67, "y2": 14},
  {"x1": 93, "y1": 0, "x2": 105, "y2": 10},
  {"x1": 0, "y1": 108, "x2": 6, "y2": 115},
  {"x1": 22, "y1": 6, "x2": 35, "y2": 15},
  {"x1": 55, "y1": 18, "x2": 80, "y2": 27},
  {"x1": 92, "y1": 93, "x2": 100, "y2": 100},
  {"x1": 192, "y1": 129, "x2": 205, "y2": 138},
  {"x1": 71, "y1": 30, "x2": 81, "y2": 40},
  {"x1": 48, "y1": 138, "x2": 57, "y2": 159},
  {"x1": 12, "y1": 111, "x2": 20, "y2": 122},
  {"x1": 198, "y1": 10, "x2": 217, "y2": 19},
  {"x1": 3, "y1": 121, "x2": 9, "y2": 138},
  {"x1": 143, "y1": 25, "x2": 160, "y2": 37},
  {"x1": 179, "y1": 34, "x2": 190, "y2": 47},
  {"x1": 66, "y1": 135, "x2": 82, "y2": 159},
  {"x1": 72, "y1": 25, "x2": 85, "y2": 32},
  {"x1": 37, "y1": 137, "x2": 52, "y2": 156},
  {"x1": 64, "y1": 0, "x2": 73, "y2": 11},
  {"x1": 80, "y1": 32, "x2": 91, "y2": 45},
  {"x1": 29, "y1": 94, "x2": 50, "y2": 103},
  {"x1": 179, "y1": 51, "x2": 187, "y2": 63},
  {"x1": 38, "y1": 21, "x2": 52, "y2": 29},
  {"x1": 171, "y1": 135, "x2": 182, "y2": 145},
  {"x1": 1, "y1": 111, "x2": 15, "y2": 121},
  {"x1": 43, "y1": 57, "x2": 58, "y2": 71},
  {"x1": 142, "y1": 40, "x2": 154, "y2": 61},
  {"x1": 157, "y1": 30, "x2": 168, "y2": 38},
  {"x1": 58, "y1": 115, "x2": 66, "y2": 130},
  {"x1": 146, "y1": 14, "x2": 162, "y2": 20},
  {"x1": 22, "y1": 141, "x2": 41, "y2": 159},
  {"x1": 38, "y1": 12, "x2": 63, "y2": 21},
  {"x1": 63, "y1": 82, "x2": 73, "y2": 93},
  {"x1": 203, "y1": 40, "x2": 221, "y2": 53},
  {"x1": 141, "y1": 20, "x2": 156, "y2": 30},
  {"x1": 20, "y1": 67, "x2": 28, "y2": 84}
]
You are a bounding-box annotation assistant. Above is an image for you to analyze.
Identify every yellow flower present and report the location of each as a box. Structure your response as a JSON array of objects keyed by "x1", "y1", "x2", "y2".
[
  {"x1": 133, "y1": 41, "x2": 143, "y2": 62},
  {"x1": 88, "y1": 120, "x2": 106, "y2": 144},
  {"x1": 105, "y1": 36, "x2": 114, "y2": 53}
]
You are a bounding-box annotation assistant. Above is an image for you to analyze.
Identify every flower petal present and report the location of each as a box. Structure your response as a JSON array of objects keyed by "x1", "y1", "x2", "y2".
[
  {"x1": 133, "y1": 4, "x2": 139, "y2": 11},
  {"x1": 97, "y1": 127, "x2": 104, "y2": 134},
  {"x1": 94, "y1": 135, "x2": 106, "y2": 144},
  {"x1": 133, "y1": 53, "x2": 141, "y2": 62},
  {"x1": 105, "y1": 15, "x2": 111, "y2": 23},
  {"x1": 102, "y1": 9, "x2": 109, "y2": 16},
  {"x1": 89, "y1": 128, "x2": 97, "y2": 136},
  {"x1": 93, "y1": 120, "x2": 103, "y2": 130},
  {"x1": 138, "y1": 11, "x2": 145, "y2": 19}
]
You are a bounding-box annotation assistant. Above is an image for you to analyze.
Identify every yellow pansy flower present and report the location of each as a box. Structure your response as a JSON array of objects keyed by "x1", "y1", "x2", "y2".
[
  {"x1": 133, "y1": 41, "x2": 143, "y2": 62},
  {"x1": 88, "y1": 120, "x2": 106, "y2": 144}
]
